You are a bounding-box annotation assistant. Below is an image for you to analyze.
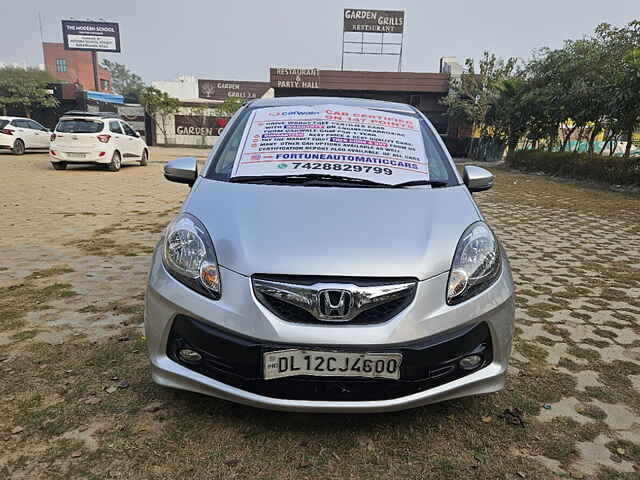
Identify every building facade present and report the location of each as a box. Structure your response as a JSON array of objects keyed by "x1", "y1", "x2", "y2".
[
  {"x1": 152, "y1": 76, "x2": 200, "y2": 101},
  {"x1": 152, "y1": 76, "x2": 272, "y2": 102},
  {"x1": 42, "y1": 42, "x2": 112, "y2": 93},
  {"x1": 149, "y1": 61, "x2": 472, "y2": 146},
  {"x1": 151, "y1": 77, "x2": 273, "y2": 146},
  {"x1": 270, "y1": 68, "x2": 452, "y2": 134}
]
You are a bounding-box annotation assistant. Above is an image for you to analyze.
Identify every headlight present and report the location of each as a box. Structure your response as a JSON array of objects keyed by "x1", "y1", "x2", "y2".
[
  {"x1": 447, "y1": 222, "x2": 501, "y2": 305},
  {"x1": 163, "y1": 213, "x2": 221, "y2": 299}
]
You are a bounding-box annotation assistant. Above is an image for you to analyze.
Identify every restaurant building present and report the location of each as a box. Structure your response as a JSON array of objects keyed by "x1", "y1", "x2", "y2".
[
  {"x1": 150, "y1": 59, "x2": 470, "y2": 148},
  {"x1": 270, "y1": 68, "x2": 455, "y2": 135}
]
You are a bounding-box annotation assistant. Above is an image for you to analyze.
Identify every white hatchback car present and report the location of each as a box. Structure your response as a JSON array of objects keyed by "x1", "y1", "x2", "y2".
[
  {"x1": 50, "y1": 112, "x2": 149, "y2": 171},
  {"x1": 0, "y1": 116, "x2": 51, "y2": 154}
]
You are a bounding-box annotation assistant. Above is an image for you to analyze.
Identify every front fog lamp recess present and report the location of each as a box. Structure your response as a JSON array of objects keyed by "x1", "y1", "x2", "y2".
[
  {"x1": 178, "y1": 348, "x2": 202, "y2": 364},
  {"x1": 459, "y1": 354, "x2": 483, "y2": 371}
]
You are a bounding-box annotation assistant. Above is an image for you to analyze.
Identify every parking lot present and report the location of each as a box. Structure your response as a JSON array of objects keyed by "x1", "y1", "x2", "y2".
[{"x1": 1, "y1": 147, "x2": 639, "y2": 479}]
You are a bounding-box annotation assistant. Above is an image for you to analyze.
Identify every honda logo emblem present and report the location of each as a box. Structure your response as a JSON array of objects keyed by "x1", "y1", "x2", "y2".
[{"x1": 318, "y1": 289, "x2": 352, "y2": 319}]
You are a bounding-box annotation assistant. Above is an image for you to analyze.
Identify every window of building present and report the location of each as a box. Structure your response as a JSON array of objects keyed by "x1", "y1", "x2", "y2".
[
  {"x1": 55, "y1": 58, "x2": 67, "y2": 73},
  {"x1": 100, "y1": 79, "x2": 110, "y2": 91}
]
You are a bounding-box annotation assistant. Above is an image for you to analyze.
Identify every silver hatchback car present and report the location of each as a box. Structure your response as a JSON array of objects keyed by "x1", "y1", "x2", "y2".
[{"x1": 145, "y1": 97, "x2": 514, "y2": 413}]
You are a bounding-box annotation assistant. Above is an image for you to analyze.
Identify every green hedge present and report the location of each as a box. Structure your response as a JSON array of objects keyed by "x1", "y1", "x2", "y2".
[{"x1": 506, "y1": 150, "x2": 640, "y2": 186}]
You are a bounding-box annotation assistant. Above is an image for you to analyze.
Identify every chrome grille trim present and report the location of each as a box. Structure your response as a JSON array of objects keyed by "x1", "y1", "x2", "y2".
[{"x1": 252, "y1": 278, "x2": 417, "y2": 323}]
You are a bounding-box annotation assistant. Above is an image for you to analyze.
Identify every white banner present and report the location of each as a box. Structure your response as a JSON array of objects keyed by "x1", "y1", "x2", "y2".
[
  {"x1": 231, "y1": 105, "x2": 428, "y2": 184},
  {"x1": 67, "y1": 34, "x2": 117, "y2": 51}
]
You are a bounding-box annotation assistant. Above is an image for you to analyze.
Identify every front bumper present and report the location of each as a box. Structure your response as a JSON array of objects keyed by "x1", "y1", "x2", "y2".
[{"x1": 145, "y1": 249, "x2": 515, "y2": 412}]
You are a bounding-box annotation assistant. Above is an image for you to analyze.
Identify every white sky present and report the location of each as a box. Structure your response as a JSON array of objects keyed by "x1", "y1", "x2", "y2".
[{"x1": 1, "y1": 0, "x2": 637, "y2": 82}]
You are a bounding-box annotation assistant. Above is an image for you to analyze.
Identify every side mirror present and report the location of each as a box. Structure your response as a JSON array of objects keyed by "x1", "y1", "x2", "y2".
[
  {"x1": 164, "y1": 157, "x2": 197, "y2": 186},
  {"x1": 463, "y1": 165, "x2": 494, "y2": 192}
]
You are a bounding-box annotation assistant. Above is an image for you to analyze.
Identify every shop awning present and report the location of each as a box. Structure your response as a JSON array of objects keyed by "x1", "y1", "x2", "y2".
[{"x1": 85, "y1": 90, "x2": 124, "y2": 104}]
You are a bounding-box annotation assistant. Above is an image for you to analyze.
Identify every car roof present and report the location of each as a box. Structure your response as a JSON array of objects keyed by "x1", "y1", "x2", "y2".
[
  {"x1": 249, "y1": 96, "x2": 417, "y2": 113},
  {"x1": 62, "y1": 111, "x2": 120, "y2": 119},
  {"x1": 0, "y1": 116, "x2": 26, "y2": 121},
  {"x1": 59, "y1": 116, "x2": 114, "y2": 120}
]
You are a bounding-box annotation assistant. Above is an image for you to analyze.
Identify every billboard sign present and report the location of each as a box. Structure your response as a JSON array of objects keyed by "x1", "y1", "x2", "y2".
[
  {"x1": 343, "y1": 9, "x2": 404, "y2": 34},
  {"x1": 198, "y1": 80, "x2": 270, "y2": 101},
  {"x1": 174, "y1": 115, "x2": 229, "y2": 136},
  {"x1": 270, "y1": 68, "x2": 320, "y2": 89},
  {"x1": 62, "y1": 20, "x2": 121, "y2": 52}
]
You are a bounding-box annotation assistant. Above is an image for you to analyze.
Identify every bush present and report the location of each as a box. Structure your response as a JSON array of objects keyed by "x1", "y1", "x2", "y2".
[{"x1": 506, "y1": 150, "x2": 640, "y2": 186}]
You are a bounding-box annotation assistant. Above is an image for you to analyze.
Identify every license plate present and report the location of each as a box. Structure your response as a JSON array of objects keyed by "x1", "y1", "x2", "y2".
[
  {"x1": 263, "y1": 349, "x2": 402, "y2": 380},
  {"x1": 66, "y1": 152, "x2": 86, "y2": 158}
]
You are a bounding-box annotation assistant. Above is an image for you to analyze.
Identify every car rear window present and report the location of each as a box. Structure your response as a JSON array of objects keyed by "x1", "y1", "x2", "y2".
[
  {"x1": 0, "y1": 120, "x2": 9, "y2": 130},
  {"x1": 56, "y1": 119, "x2": 103, "y2": 133}
]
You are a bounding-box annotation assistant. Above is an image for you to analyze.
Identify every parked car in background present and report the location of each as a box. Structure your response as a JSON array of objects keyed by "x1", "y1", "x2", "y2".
[
  {"x1": 49, "y1": 111, "x2": 149, "y2": 171},
  {"x1": 145, "y1": 97, "x2": 515, "y2": 413},
  {"x1": 0, "y1": 116, "x2": 51, "y2": 155}
]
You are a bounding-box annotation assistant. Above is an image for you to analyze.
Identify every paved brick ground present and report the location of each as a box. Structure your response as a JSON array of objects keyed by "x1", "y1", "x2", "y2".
[
  {"x1": 1, "y1": 148, "x2": 639, "y2": 478},
  {"x1": 476, "y1": 172, "x2": 640, "y2": 476},
  {"x1": 0, "y1": 148, "x2": 206, "y2": 342}
]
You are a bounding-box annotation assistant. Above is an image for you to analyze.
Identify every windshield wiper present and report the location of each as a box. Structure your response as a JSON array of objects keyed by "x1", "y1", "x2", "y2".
[
  {"x1": 230, "y1": 174, "x2": 390, "y2": 187},
  {"x1": 229, "y1": 175, "x2": 450, "y2": 188},
  {"x1": 391, "y1": 179, "x2": 449, "y2": 188}
]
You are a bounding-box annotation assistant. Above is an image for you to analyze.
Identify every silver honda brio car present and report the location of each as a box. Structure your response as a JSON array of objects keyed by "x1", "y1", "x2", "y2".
[{"x1": 145, "y1": 97, "x2": 514, "y2": 413}]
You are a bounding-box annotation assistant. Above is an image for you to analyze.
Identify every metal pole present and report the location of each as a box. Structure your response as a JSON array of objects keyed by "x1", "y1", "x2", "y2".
[
  {"x1": 398, "y1": 33, "x2": 403, "y2": 72},
  {"x1": 91, "y1": 51, "x2": 100, "y2": 90},
  {"x1": 38, "y1": 12, "x2": 44, "y2": 43},
  {"x1": 341, "y1": 31, "x2": 345, "y2": 70}
]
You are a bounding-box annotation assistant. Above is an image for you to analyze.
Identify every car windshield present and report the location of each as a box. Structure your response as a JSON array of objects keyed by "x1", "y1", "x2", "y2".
[
  {"x1": 0, "y1": 119, "x2": 9, "y2": 130},
  {"x1": 56, "y1": 119, "x2": 103, "y2": 133},
  {"x1": 205, "y1": 104, "x2": 456, "y2": 187}
]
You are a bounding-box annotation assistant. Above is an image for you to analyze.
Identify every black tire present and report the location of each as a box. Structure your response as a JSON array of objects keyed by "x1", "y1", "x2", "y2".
[
  {"x1": 51, "y1": 162, "x2": 67, "y2": 170},
  {"x1": 12, "y1": 139, "x2": 25, "y2": 155},
  {"x1": 107, "y1": 151, "x2": 121, "y2": 172},
  {"x1": 139, "y1": 149, "x2": 148, "y2": 166}
]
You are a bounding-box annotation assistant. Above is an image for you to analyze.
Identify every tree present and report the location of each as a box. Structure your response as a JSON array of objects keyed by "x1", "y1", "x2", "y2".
[
  {"x1": 443, "y1": 20, "x2": 640, "y2": 159},
  {"x1": 441, "y1": 51, "x2": 520, "y2": 159},
  {"x1": 139, "y1": 86, "x2": 180, "y2": 145},
  {"x1": 101, "y1": 60, "x2": 145, "y2": 102},
  {"x1": 0, "y1": 67, "x2": 59, "y2": 117},
  {"x1": 485, "y1": 77, "x2": 531, "y2": 153},
  {"x1": 615, "y1": 48, "x2": 640, "y2": 158},
  {"x1": 219, "y1": 97, "x2": 244, "y2": 117},
  {"x1": 595, "y1": 21, "x2": 640, "y2": 158}
]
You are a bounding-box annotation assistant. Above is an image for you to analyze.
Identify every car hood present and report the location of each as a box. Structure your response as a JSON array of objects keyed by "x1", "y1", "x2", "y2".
[{"x1": 184, "y1": 180, "x2": 480, "y2": 280}]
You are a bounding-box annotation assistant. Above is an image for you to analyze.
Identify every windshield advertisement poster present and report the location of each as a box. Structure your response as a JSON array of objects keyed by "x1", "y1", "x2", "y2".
[
  {"x1": 232, "y1": 105, "x2": 428, "y2": 185},
  {"x1": 62, "y1": 20, "x2": 121, "y2": 52}
]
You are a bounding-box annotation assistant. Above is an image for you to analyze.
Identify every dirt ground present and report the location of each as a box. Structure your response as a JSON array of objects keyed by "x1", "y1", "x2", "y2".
[{"x1": 0, "y1": 147, "x2": 639, "y2": 479}]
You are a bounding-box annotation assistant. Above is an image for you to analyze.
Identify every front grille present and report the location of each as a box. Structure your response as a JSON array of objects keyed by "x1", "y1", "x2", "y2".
[
  {"x1": 253, "y1": 275, "x2": 417, "y2": 325},
  {"x1": 264, "y1": 296, "x2": 317, "y2": 323},
  {"x1": 263, "y1": 293, "x2": 411, "y2": 325},
  {"x1": 167, "y1": 316, "x2": 493, "y2": 402}
]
